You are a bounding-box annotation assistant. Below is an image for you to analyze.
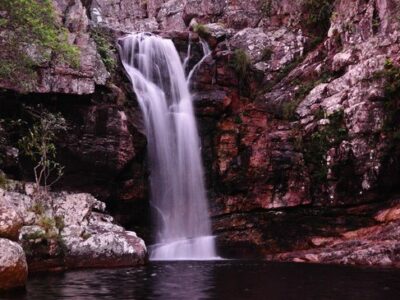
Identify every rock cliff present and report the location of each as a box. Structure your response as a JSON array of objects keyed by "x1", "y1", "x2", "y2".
[{"x1": 1, "y1": 0, "x2": 400, "y2": 269}]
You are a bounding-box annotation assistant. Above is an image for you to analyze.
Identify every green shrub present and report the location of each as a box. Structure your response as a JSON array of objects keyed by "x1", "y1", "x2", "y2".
[
  {"x1": 281, "y1": 81, "x2": 318, "y2": 121},
  {"x1": 302, "y1": 110, "x2": 348, "y2": 184},
  {"x1": 303, "y1": 0, "x2": 335, "y2": 37},
  {"x1": 30, "y1": 201, "x2": 46, "y2": 215},
  {"x1": 0, "y1": 172, "x2": 8, "y2": 189},
  {"x1": 54, "y1": 216, "x2": 65, "y2": 231},
  {"x1": 0, "y1": 0, "x2": 80, "y2": 90},
  {"x1": 261, "y1": 0, "x2": 273, "y2": 17},
  {"x1": 19, "y1": 106, "x2": 67, "y2": 191},
  {"x1": 231, "y1": 49, "x2": 251, "y2": 86},
  {"x1": 91, "y1": 27, "x2": 117, "y2": 73},
  {"x1": 37, "y1": 216, "x2": 56, "y2": 232},
  {"x1": 261, "y1": 48, "x2": 273, "y2": 61},
  {"x1": 192, "y1": 23, "x2": 210, "y2": 37}
]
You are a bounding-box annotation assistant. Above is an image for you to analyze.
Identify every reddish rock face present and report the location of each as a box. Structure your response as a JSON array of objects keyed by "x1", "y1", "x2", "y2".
[
  {"x1": 0, "y1": 239, "x2": 28, "y2": 291},
  {"x1": 269, "y1": 201, "x2": 400, "y2": 267},
  {"x1": 2, "y1": 0, "x2": 400, "y2": 266}
]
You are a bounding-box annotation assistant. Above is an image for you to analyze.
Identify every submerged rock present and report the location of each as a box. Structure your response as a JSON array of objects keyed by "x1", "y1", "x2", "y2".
[{"x1": 0, "y1": 238, "x2": 28, "y2": 291}]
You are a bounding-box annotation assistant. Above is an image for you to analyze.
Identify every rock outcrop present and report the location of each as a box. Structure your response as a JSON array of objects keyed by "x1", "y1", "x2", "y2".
[
  {"x1": 2, "y1": 0, "x2": 400, "y2": 268},
  {"x1": 0, "y1": 182, "x2": 147, "y2": 273},
  {"x1": 0, "y1": 238, "x2": 28, "y2": 291},
  {"x1": 269, "y1": 201, "x2": 400, "y2": 267},
  {"x1": 0, "y1": 0, "x2": 109, "y2": 94}
]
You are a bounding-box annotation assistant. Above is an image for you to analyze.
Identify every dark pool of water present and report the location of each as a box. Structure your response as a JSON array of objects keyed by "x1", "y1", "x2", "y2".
[{"x1": 4, "y1": 261, "x2": 400, "y2": 300}]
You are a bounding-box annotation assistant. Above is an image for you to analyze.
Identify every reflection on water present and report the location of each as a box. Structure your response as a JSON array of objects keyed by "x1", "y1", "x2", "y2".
[
  {"x1": 3, "y1": 261, "x2": 400, "y2": 300},
  {"x1": 149, "y1": 262, "x2": 213, "y2": 299}
]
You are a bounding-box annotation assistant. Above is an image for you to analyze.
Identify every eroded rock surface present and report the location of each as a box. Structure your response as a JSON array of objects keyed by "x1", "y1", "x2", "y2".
[
  {"x1": 0, "y1": 184, "x2": 147, "y2": 272},
  {"x1": 0, "y1": 238, "x2": 28, "y2": 291},
  {"x1": 2, "y1": 0, "x2": 400, "y2": 267}
]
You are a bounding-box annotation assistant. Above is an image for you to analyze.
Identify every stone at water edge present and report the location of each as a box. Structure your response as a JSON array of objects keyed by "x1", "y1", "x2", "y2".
[
  {"x1": 0, "y1": 238, "x2": 28, "y2": 291},
  {"x1": 0, "y1": 190, "x2": 24, "y2": 240}
]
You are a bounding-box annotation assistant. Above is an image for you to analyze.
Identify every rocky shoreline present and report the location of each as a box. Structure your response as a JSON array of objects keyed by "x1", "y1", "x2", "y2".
[
  {"x1": 2, "y1": 0, "x2": 400, "y2": 291},
  {"x1": 0, "y1": 182, "x2": 146, "y2": 290}
]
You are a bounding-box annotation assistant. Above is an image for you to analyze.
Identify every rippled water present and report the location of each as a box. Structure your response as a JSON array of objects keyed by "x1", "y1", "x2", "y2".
[{"x1": 5, "y1": 261, "x2": 400, "y2": 300}]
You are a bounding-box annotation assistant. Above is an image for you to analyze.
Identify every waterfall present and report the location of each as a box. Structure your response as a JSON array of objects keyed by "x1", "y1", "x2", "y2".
[{"x1": 118, "y1": 33, "x2": 217, "y2": 260}]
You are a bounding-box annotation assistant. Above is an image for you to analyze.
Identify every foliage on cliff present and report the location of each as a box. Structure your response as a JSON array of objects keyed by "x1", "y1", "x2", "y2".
[
  {"x1": 19, "y1": 106, "x2": 67, "y2": 191},
  {"x1": 303, "y1": 0, "x2": 335, "y2": 37},
  {"x1": 90, "y1": 27, "x2": 117, "y2": 73},
  {"x1": 0, "y1": 0, "x2": 79, "y2": 89}
]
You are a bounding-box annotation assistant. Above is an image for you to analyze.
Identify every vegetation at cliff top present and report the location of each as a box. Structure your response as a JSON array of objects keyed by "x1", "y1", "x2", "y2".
[{"x1": 0, "y1": 0, "x2": 80, "y2": 90}]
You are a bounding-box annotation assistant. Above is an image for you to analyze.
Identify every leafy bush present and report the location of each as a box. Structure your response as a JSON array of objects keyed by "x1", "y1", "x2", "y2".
[
  {"x1": 303, "y1": 0, "x2": 335, "y2": 37},
  {"x1": 0, "y1": 0, "x2": 80, "y2": 90},
  {"x1": 37, "y1": 216, "x2": 56, "y2": 232},
  {"x1": 373, "y1": 59, "x2": 400, "y2": 143},
  {"x1": 91, "y1": 27, "x2": 117, "y2": 73},
  {"x1": 231, "y1": 49, "x2": 251, "y2": 86},
  {"x1": 30, "y1": 201, "x2": 46, "y2": 215},
  {"x1": 261, "y1": 48, "x2": 273, "y2": 61},
  {"x1": 19, "y1": 106, "x2": 67, "y2": 191},
  {"x1": 192, "y1": 23, "x2": 210, "y2": 37},
  {"x1": 302, "y1": 110, "x2": 348, "y2": 184},
  {"x1": 0, "y1": 172, "x2": 8, "y2": 189},
  {"x1": 261, "y1": 0, "x2": 273, "y2": 17}
]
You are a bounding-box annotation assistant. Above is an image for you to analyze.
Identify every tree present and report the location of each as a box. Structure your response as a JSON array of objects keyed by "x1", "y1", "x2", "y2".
[{"x1": 19, "y1": 106, "x2": 67, "y2": 192}]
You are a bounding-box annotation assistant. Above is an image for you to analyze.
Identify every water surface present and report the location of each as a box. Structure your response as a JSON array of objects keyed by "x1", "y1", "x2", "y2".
[{"x1": 5, "y1": 261, "x2": 400, "y2": 300}]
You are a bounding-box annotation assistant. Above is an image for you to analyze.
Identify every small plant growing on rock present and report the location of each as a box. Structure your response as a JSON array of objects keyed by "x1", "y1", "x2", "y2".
[
  {"x1": 0, "y1": 171, "x2": 8, "y2": 189},
  {"x1": 54, "y1": 216, "x2": 65, "y2": 231},
  {"x1": 261, "y1": 47, "x2": 273, "y2": 61},
  {"x1": 231, "y1": 49, "x2": 251, "y2": 87},
  {"x1": 261, "y1": 0, "x2": 273, "y2": 17},
  {"x1": 0, "y1": 0, "x2": 80, "y2": 91},
  {"x1": 30, "y1": 201, "x2": 46, "y2": 215},
  {"x1": 91, "y1": 27, "x2": 117, "y2": 73},
  {"x1": 192, "y1": 23, "x2": 210, "y2": 37},
  {"x1": 37, "y1": 216, "x2": 55, "y2": 232},
  {"x1": 19, "y1": 106, "x2": 67, "y2": 193},
  {"x1": 303, "y1": 0, "x2": 335, "y2": 37},
  {"x1": 302, "y1": 110, "x2": 348, "y2": 185}
]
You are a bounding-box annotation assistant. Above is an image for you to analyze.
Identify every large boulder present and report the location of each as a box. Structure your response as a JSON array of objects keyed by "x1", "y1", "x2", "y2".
[
  {"x1": 0, "y1": 239, "x2": 28, "y2": 291},
  {"x1": 0, "y1": 190, "x2": 24, "y2": 240},
  {"x1": 1, "y1": 183, "x2": 147, "y2": 272},
  {"x1": 64, "y1": 231, "x2": 147, "y2": 268}
]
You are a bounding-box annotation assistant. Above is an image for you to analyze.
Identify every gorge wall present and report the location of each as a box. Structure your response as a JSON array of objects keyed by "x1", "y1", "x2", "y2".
[{"x1": 2, "y1": 0, "x2": 400, "y2": 265}]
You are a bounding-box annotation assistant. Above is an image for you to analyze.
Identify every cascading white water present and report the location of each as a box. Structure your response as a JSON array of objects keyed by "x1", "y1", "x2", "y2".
[{"x1": 118, "y1": 33, "x2": 217, "y2": 260}]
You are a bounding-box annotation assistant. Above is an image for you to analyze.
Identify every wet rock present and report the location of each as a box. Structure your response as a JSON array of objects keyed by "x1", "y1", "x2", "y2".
[
  {"x1": 64, "y1": 231, "x2": 146, "y2": 268},
  {"x1": 0, "y1": 190, "x2": 23, "y2": 240},
  {"x1": 270, "y1": 216, "x2": 400, "y2": 267},
  {"x1": 0, "y1": 238, "x2": 28, "y2": 291},
  {"x1": 1, "y1": 182, "x2": 147, "y2": 271}
]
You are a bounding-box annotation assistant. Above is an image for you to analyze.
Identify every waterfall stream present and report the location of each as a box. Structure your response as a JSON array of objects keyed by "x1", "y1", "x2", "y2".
[{"x1": 118, "y1": 33, "x2": 217, "y2": 260}]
